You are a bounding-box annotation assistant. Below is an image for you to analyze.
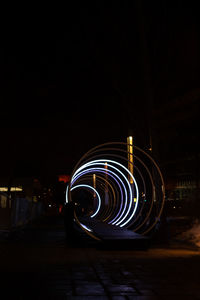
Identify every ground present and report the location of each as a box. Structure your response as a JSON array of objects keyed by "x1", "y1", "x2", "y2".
[{"x1": 0, "y1": 215, "x2": 200, "y2": 299}]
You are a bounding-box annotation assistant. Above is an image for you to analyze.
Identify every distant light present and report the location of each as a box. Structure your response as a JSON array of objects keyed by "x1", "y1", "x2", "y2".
[
  {"x1": 0, "y1": 187, "x2": 23, "y2": 192},
  {"x1": 58, "y1": 175, "x2": 70, "y2": 183},
  {"x1": 11, "y1": 187, "x2": 22, "y2": 192},
  {"x1": 127, "y1": 136, "x2": 133, "y2": 184},
  {"x1": 49, "y1": 204, "x2": 52, "y2": 207},
  {"x1": 59, "y1": 205, "x2": 62, "y2": 213},
  {"x1": 134, "y1": 198, "x2": 137, "y2": 202},
  {"x1": 173, "y1": 206, "x2": 176, "y2": 209}
]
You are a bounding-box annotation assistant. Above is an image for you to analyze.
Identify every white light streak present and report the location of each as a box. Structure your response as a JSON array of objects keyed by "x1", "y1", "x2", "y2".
[
  {"x1": 70, "y1": 159, "x2": 139, "y2": 227},
  {"x1": 70, "y1": 184, "x2": 101, "y2": 218}
]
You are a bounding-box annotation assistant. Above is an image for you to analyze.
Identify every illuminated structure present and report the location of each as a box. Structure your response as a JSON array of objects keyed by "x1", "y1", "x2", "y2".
[
  {"x1": 66, "y1": 142, "x2": 165, "y2": 240},
  {"x1": 127, "y1": 136, "x2": 134, "y2": 184}
]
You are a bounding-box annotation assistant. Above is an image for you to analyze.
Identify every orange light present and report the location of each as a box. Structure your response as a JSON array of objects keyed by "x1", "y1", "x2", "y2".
[
  {"x1": 127, "y1": 136, "x2": 133, "y2": 183},
  {"x1": 58, "y1": 175, "x2": 70, "y2": 183},
  {"x1": 93, "y1": 174, "x2": 96, "y2": 197}
]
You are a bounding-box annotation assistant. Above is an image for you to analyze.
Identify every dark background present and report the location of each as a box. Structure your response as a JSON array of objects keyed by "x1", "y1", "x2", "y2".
[{"x1": 0, "y1": 1, "x2": 200, "y2": 182}]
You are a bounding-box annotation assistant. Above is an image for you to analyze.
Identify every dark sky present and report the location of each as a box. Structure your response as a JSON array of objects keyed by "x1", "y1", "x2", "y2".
[{"x1": 1, "y1": 1, "x2": 200, "y2": 179}]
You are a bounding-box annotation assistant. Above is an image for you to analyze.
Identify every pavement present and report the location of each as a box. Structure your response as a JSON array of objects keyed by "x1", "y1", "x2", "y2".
[{"x1": 1, "y1": 214, "x2": 200, "y2": 299}]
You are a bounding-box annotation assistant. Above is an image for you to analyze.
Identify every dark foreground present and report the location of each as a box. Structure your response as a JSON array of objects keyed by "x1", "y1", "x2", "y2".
[{"x1": 0, "y1": 215, "x2": 200, "y2": 299}]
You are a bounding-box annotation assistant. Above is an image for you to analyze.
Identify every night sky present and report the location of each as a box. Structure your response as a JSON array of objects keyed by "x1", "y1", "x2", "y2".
[{"x1": 1, "y1": 2, "x2": 200, "y2": 180}]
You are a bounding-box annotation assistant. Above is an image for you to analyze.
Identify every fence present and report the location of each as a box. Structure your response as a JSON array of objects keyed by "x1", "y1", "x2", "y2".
[{"x1": 0, "y1": 194, "x2": 43, "y2": 231}]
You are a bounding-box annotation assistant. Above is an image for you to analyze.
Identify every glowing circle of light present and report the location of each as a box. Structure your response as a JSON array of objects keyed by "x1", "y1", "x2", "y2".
[
  {"x1": 66, "y1": 141, "x2": 165, "y2": 240},
  {"x1": 71, "y1": 163, "x2": 131, "y2": 226},
  {"x1": 70, "y1": 167, "x2": 125, "y2": 223},
  {"x1": 71, "y1": 159, "x2": 139, "y2": 226},
  {"x1": 70, "y1": 184, "x2": 101, "y2": 218},
  {"x1": 71, "y1": 166, "x2": 127, "y2": 224}
]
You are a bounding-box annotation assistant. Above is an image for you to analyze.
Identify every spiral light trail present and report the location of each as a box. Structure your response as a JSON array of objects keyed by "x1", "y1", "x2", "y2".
[{"x1": 66, "y1": 141, "x2": 165, "y2": 239}]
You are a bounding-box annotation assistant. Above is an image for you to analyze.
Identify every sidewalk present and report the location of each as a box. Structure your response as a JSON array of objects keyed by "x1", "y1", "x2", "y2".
[{"x1": 1, "y1": 215, "x2": 200, "y2": 299}]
